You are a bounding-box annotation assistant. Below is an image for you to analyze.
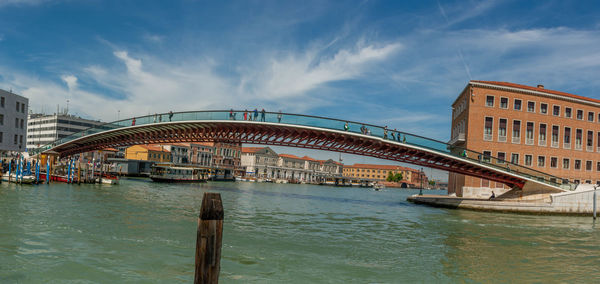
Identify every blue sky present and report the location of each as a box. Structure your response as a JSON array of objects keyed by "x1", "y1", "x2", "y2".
[{"x1": 2, "y1": 0, "x2": 600, "y2": 178}]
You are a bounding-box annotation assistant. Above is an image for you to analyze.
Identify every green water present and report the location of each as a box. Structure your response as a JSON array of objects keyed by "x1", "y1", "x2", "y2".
[{"x1": 1, "y1": 179, "x2": 599, "y2": 283}]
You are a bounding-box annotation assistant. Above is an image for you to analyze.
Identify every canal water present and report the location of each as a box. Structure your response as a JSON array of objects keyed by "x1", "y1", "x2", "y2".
[{"x1": 1, "y1": 179, "x2": 599, "y2": 283}]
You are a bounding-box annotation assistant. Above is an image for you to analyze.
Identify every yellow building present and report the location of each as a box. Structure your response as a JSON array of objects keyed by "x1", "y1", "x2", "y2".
[
  {"x1": 343, "y1": 164, "x2": 412, "y2": 182},
  {"x1": 125, "y1": 145, "x2": 172, "y2": 162}
]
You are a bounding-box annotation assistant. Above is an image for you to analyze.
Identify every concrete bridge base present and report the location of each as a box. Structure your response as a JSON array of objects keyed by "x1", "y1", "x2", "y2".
[{"x1": 408, "y1": 186, "x2": 600, "y2": 215}]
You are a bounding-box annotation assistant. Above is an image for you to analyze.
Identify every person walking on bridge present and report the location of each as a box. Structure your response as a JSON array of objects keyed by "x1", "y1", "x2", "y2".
[
  {"x1": 244, "y1": 109, "x2": 248, "y2": 120},
  {"x1": 253, "y1": 108, "x2": 258, "y2": 121},
  {"x1": 168, "y1": 111, "x2": 173, "y2": 122},
  {"x1": 229, "y1": 109, "x2": 234, "y2": 120},
  {"x1": 383, "y1": 126, "x2": 388, "y2": 139},
  {"x1": 261, "y1": 109, "x2": 266, "y2": 122},
  {"x1": 132, "y1": 117, "x2": 136, "y2": 126},
  {"x1": 277, "y1": 110, "x2": 282, "y2": 123},
  {"x1": 344, "y1": 122, "x2": 349, "y2": 131}
]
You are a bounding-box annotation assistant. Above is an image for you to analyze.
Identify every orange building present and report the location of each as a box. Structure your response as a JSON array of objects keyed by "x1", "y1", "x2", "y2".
[
  {"x1": 125, "y1": 145, "x2": 171, "y2": 162},
  {"x1": 449, "y1": 81, "x2": 600, "y2": 197}
]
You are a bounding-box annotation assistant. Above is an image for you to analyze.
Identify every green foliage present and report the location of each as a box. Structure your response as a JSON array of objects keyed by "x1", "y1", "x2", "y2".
[
  {"x1": 429, "y1": 180, "x2": 436, "y2": 186},
  {"x1": 386, "y1": 171, "x2": 403, "y2": 182}
]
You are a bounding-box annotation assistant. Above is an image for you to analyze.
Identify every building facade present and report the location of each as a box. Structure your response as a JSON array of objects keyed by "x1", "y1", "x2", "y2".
[
  {"x1": 449, "y1": 80, "x2": 600, "y2": 197},
  {"x1": 196, "y1": 142, "x2": 242, "y2": 179},
  {"x1": 125, "y1": 145, "x2": 172, "y2": 162},
  {"x1": 241, "y1": 147, "x2": 279, "y2": 177},
  {"x1": 27, "y1": 112, "x2": 104, "y2": 152},
  {"x1": 343, "y1": 164, "x2": 428, "y2": 187},
  {"x1": 0, "y1": 89, "x2": 28, "y2": 153}
]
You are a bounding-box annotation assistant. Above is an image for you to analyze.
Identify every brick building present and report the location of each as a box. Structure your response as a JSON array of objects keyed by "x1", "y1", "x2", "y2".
[{"x1": 449, "y1": 80, "x2": 600, "y2": 197}]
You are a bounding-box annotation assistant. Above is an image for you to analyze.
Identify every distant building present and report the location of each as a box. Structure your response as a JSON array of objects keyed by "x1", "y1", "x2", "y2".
[
  {"x1": 26, "y1": 112, "x2": 104, "y2": 152},
  {"x1": 196, "y1": 142, "x2": 242, "y2": 179},
  {"x1": 240, "y1": 147, "x2": 344, "y2": 182},
  {"x1": 343, "y1": 164, "x2": 428, "y2": 187},
  {"x1": 189, "y1": 143, "x2": 214, "y2": 167},
  {"x1": 125, "y1": 145, "x2": 172, "y2": 162},
  {"x1": 0, "y1": 89, "x2": 28, "y2": 153}
]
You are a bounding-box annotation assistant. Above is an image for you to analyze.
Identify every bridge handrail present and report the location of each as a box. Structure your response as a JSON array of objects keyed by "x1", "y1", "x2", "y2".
[{"x1": 31, "y1": 110, "x2": 572, "y2": 189}]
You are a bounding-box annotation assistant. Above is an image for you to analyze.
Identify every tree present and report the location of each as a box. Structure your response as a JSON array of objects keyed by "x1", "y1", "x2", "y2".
[
  {"x1": 386, "y1": 171, "x2": 395, "y2": 182},
  {"x1": 394, "y1": 172, "x2": 403, "y2": 182}
]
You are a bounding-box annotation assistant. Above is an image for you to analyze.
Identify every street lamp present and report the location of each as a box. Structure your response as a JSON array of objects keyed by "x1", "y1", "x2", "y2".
[{"x1": 419, "y1": 167, "x2": 424, "y2": 196}]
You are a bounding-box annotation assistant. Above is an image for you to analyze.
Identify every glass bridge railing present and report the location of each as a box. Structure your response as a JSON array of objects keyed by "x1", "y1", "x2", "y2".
[{"x1": 31, "y1": 110, "x2": 573, "y2": 190}]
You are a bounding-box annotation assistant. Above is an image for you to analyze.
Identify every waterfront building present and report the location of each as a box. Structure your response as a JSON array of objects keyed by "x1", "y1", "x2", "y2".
[
  {"x1": 241, "y1": 147, "x2": 279, "y2": 177},
  {"x1": 0, "y1": 89, "x2": 28, "y2": 153},
  {"x1": 125, "y1": 145, "x2": 172, "y2": 162},
  {"x1": 343, "y1": 164, "x2": 428, "y2": 187},
  {"x1": 196, "y1": 142, "x2": 242, "y2": 179},
  {"x1": 449, "y1": 80, "x2": 600, "y2": 197},
  {"x1": 162, "y1": 143, "x2": 190, "y2": 164},
  {"x1": 189, "y1": 143, "x2": 214, "y2": 167},
  {"x1": 26, "y1": 112, "x2": 104, "y2": 152}
]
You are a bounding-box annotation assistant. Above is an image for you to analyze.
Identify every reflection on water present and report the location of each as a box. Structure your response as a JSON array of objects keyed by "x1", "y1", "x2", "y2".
[{"x1": 0, "y1": 179, "x2": 598, "y2": 283}]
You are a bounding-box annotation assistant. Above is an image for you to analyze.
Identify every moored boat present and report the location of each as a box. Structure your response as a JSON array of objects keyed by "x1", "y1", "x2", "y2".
[
  {"x1": 2, "y1": 173, "x2": 38, "y2": 184},
  {"x1": 150, "y1": 165, "x2": 208, "y2": 183}
]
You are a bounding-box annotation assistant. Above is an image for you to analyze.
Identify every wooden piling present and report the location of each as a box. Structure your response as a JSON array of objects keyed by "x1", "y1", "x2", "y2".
[{"x1": 194, "y1": 193, "x2": 224, "y2": 284}]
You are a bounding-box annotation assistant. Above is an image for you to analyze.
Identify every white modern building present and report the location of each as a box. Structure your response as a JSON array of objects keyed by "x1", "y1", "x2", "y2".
[
  {"x1": 0, "y1": 89, "x2": 28, "y2": 153},
  {"x1": 26, "y1": 112, "x2": 104, "y2": 152}
]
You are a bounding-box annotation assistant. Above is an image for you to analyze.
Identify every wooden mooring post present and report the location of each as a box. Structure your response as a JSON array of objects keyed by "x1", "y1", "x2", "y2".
[{"x1": 194, "y1": 192, "x2": 224, "y2": 284}]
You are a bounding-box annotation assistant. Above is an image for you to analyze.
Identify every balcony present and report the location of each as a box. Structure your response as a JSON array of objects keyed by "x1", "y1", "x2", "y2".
[
  {"x1": 448, "y1": 133, "x2": 465, "y2": 145},
  {"x1": 551, "y1": 140, "x2": 559, "y2": 148},
  {"x1": 575, "y1": 143, "x2": 582, "y2": 150},
  {"x1": 498, "y1": 135, "x2": 507, "y2": 142},
  {"x1": 483, "y1": 134, "x2": 493, "y2": 141},
  {"x1": 512, "y1": 136, "x2": 521, "y2": 144},
  {"x1": 538, "y1": 139, "x2": 546, "y2": 147},
  {"x1": 525, "y1": 138, "x2": 534, "y2": 145},
  {"x1": 564, "y1": 142, "x2": 571, "y2": 149},
  {"x1": 587, "y1": 145, "x2": 593, "y2": 152}
]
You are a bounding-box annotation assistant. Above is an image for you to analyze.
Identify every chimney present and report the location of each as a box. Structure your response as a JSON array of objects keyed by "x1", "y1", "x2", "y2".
[{"x1": 537, "y1": 84, "x2": 544, "y2": 89}]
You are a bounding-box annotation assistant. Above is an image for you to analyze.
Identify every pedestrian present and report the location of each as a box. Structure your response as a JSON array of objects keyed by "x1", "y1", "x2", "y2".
[
  {"x1": 229, "y1": 109, "x2": 234, "y2": 120},
  {"x1": 261, "y1": 108, "x2": 266, "y2": 122},
  {"x1": 253, "y1": 108, "x2": 258, "y2": 121},
  {"x1": 168, "y1": 111, "x2": 173, "y2": 122},
  {"x1": 132, "y1": 117, "x2": 136, "y2": 126},
  {"x1": 489, "y1": 191, "x2": 495, "y2": 200},
  {"x1": 277, "y1": 110, "x2": 282, "y2": 123},
  {"x1": 383, "y1": 126, "x2": 388, "y2": 139},
  {"x1": 244, "y1": 109, "x2": 248, "y2": 120},
  {"x1": 159, "y1": 114, "x2": 162, "y2": 122},
  {"x1": 344, "y1": 122, "x2": 349, "y2": 131},
  {"x1": 153, "y1": 113, "x2": 157, "y2": 123},
  {"x1": 390, "y1": 131, "x2": 395, "y2": 140}
]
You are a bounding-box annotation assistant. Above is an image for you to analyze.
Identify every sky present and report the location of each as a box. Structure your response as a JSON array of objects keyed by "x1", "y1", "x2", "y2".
[{"x1": 1, "y1": 0, "x2": 600, "y2": 180}]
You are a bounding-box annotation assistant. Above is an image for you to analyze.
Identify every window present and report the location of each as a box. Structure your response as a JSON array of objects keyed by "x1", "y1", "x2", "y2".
[
  {"x1": 527, "y1": 101, "x2": 535, "y2": 112},
  {"x1": 526, "y1": 122, "x2": 534, "y2": 145},
  {"x1": 565, "y1": 107, "x2": 572, "y2": 118},
  {"x1": 564, "y1": 127, "x2": 571, "y2": 146},
  {"x1": 576, "y1": 109, "x2": 583, "y2": 120},
  {"x1": 500, "y1": 97, "x2": 508, "y2": 109},
  {"x1": 552, "y1": 126, "x2": 559, "y2": 147},
  {"x1": 482, "y1": 151, "x2": 491, "y2": 163},
  {"x1": 19, "y1": 135, "x2": 22, "y2": 144},
  {"x1": 586, "y1": 160, "x2": 593, "y2": 171},
  {"x1": 589, "y1": 111, "x2": 595, "y2": 122},
  {"x1": 16, "y1": 102, "x2": 19, "y2": 112},
  {"x1": 21, "y1": 103, "x2": 24, "y2": 113},
  {"x1": 498, "y1": 118, "x2": 507, "y2": 141},
  {"x1": 497, "y1": 152, "x2": 506, "y2": 164},
  {"x1": 575, "y1": 129, "x2": 582, "y2": 150},
  {"x1": 553, "y1": 105, "x2": 560, "y2": 116},
  {"x1": 13, "y1": 134, "x2": 17, "y2": 145},
  {"x1": 514, "y1": 99, "x2": 522, "y2": 111},
  {"x1": 575, "y1": 159, "x2": 581, "y2": 170},
  {"x1": 0, "y1": 97, "x2": 4, "y2": 107},
  {"x1": 512, "y1": 120, "x2": 521, "y2": 141},
  {"x1": 0, "y1": 114, "x2": 3, "y2": 125},
  {"x1": 511, "y1": 153, "x2": 519, "y2": 164},
  {"x1": 540, "y1": 103, "x2": 548, "y2": 114},
  {"x1": 0, "y1": 132, "x2": 2, "y2": 143},
  {"x1": 597, "y1": 162, "x2": 600, "y2": 172},
  {"x1": 550, "y1": 157, "x2": 558, "y2": 168},
  {"x1": 20, "y1": 119, "x2": 23, "y2": 129},
  {"x1": 525, "y1": 155, "x2": 533, "y2": 166},
  {"x1": 587, "y1": 130, "x2": 593, "y2": 151},
  {"x1": 15, "y1": 118, "x2": 18, "y2": 128},
  {"x1": 484, "y1": 117, "x2": 493, "y2": 140},
  {"x1": 486, "y1": 96, "x2": 494, "y2": 107},
  {"x1": 537, "y1": 156, "x2": 545, "y2": 167},
  {"x1": 538, "y1": 123, "x2": 546, "y2": 145},
  {"x1": 563, "y1": 158, "x2": 570, "y2": 169}
]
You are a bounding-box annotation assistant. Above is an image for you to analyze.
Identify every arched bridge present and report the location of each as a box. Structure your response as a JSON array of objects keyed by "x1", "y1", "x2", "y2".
[{"x1": 32, "y1": 110, "x2": 571, "y2": 192}]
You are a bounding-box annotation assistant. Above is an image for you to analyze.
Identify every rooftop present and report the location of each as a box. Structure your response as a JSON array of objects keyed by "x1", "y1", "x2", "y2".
[{"x1": 471, "y1": 80, "x2": 600, "y2": 105}]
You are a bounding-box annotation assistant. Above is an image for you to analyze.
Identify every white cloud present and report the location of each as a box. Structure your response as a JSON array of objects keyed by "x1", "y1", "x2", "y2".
[
  {"x1": 0, "y1": 0, "x2": 51, "y2": 7},
  {"x1": 61, "y1": 74, "x2": 77, "y2": 91}
]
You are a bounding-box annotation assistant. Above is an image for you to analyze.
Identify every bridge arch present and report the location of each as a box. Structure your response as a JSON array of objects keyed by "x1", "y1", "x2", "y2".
[{"x1": 33, "y1": 110, "x2": 571, "y2": 192}]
